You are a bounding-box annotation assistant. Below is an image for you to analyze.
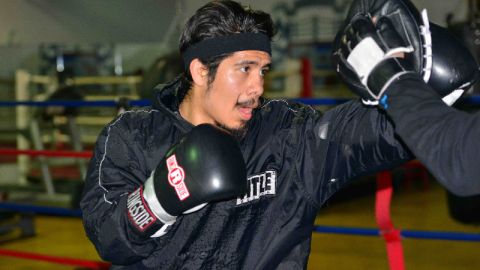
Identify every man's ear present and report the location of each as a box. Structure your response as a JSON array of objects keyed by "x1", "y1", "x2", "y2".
[{"x1": 189, "y1": 59, "x2": 208, "y2": 87}]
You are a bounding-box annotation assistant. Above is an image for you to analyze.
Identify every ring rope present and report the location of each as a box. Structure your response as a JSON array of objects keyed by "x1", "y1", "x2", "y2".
[
  {"x1": 313, "y1": 225, "x2": 480, "y2": 242},
  {"x1": 0, "y1": 202, "x2": 479, "y2": 242},
  {"x1": 0, "y1": 96, "x2": 479, "y2": 108},
  {"x1": 0, "y1": 149, "x2": 92, "y2": 158},
  {"x1": 0, "y1": 202, "x2": 82, "y2": 217},
  {"x1": 0, "y1": 248, "x2": 110, "y2": 270}
]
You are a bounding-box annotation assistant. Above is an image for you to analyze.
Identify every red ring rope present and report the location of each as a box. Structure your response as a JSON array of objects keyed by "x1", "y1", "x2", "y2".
[
  {"x1": 0, "y1": 148, "x2": 92, "y2": 158},
  {"x1": 0, "y1": 248, "x2": 110, "y2": 269}
]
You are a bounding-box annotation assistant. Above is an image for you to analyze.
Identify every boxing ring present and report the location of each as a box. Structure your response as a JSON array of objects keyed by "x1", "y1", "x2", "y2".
[{"x1": 0, "y1": 72, "x2": 479, "y2": 269}]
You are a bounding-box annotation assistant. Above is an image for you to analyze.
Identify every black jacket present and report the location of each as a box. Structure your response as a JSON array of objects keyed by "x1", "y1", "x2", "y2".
[
  {"x1": 385, "y1": 75, "x2": 480, "y2": 196},
  {"x1": 81, "y1": 77, "x2": 411, "y2": 269}
]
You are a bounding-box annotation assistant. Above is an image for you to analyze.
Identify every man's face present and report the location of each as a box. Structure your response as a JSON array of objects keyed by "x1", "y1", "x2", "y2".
[{"x1": 200, "y1": 50, "x2": 271, "y2": 133}]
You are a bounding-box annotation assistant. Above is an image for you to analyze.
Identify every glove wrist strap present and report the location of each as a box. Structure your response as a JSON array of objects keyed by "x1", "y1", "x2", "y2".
[
  {"x1": 367, "y1": 58, "x2": 414, "y2": 98},
  {"x1": 144, "y1": 171, "x2": 177, "y2": 225}
]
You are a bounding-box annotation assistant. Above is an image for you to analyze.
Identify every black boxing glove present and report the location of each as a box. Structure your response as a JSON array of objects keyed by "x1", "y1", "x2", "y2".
[
  {"x1": 128, "y1": 124, "x2": 247, "y2": 237},
  {"x1": 333, "y1": 0, "x2": 479, "y2": 106},
  {"x1": 337, "y1": 14, "x2": 415, "y2": 106}
]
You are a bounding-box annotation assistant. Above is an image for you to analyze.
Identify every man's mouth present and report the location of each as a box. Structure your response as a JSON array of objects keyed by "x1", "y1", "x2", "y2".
[
  {"x1": 238, "y1": 106, "x2": 254, "y2": 120},
  {"x1": 236, "y1": 99, "x2": 258, "y2": 121}
]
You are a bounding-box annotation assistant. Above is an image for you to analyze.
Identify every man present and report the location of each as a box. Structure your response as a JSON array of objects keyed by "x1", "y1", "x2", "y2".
[
  {"x1": 80, "y1": 1, "x2": 471, "y2": 269},
  {"x1": 332, "y1": 0, "x2": 480, "y2": 196}
]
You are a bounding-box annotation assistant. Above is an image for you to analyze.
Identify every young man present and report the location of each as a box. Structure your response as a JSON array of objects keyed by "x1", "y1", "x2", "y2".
[{"x1": 80, "y1": 1, "x2": 461, "y2": 268}]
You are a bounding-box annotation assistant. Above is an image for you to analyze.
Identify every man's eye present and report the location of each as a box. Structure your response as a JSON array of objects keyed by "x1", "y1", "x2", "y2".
[
  {"x1": 240, "y1": 66, "x2": 250, "y2": 73},
  {"x1": 260, "y1": 69, "x2": 269, "y2": 77}
]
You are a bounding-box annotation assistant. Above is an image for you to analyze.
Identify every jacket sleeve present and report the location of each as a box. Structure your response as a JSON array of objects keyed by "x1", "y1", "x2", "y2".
[
  {"x1": 296, "y1": 100, "x2": 412, "y2": 206},
  {"x1": 80, "y1": 113, "x2": 167, "y2": 265},
  {"x1": 384, "y1": 75, "x2": 480, "y2": 196}
]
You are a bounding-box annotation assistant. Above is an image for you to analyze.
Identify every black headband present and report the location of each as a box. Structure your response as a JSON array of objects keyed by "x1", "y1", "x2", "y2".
[{"x1": 182, "y1": 32, "x2": 271, "y2": 70}]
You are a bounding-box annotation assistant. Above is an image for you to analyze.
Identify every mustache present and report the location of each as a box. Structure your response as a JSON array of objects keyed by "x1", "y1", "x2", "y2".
[{"x1": 236, "y1": 98, "x2": 258, "y2": 108}]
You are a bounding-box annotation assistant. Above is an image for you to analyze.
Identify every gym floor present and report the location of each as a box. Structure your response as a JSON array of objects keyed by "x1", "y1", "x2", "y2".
[{"x1": 1, "y1": 180, "x2": 479, "y2": 269}]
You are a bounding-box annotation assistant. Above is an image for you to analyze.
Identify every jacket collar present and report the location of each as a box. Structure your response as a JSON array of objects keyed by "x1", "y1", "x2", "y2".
[{"x1": 152, "y1": 76, "x2": 193, "y2": 132}]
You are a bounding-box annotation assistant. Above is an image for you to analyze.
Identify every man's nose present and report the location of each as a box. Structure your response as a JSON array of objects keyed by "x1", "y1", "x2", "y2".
[{"x1": 248, "y1": 73, "x2": 264, "y2": 97}]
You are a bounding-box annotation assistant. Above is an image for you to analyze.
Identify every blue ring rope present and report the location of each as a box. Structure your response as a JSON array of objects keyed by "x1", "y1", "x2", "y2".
[
  {"x1": 0, "y1": 96, "x2": 479, "y2": 107},
  {"x1": 0, "y1": 202, "x2": 478, "y2": 242},
  {"x1": 0, "y1": 202, "x2": 82, "y2": 217},
  {"x1": 313, "y1": 225, "x2": 480, "y2": 242}
]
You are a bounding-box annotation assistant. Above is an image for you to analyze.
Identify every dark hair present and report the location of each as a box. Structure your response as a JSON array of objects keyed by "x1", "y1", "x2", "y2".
[{"x1": 177, "y1": 0, "x2": 276, "y2": 101}]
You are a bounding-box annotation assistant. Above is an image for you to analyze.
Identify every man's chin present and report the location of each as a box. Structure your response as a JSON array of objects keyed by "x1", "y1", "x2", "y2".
[{"x1": 215, "y1": 121, "x2": 248, "y2": 141}]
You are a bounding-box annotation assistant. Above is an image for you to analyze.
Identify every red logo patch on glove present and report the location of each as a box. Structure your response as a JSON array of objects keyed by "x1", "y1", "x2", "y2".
[
  {"x1": 127, "y1": 187, "x2": 156, "y2": 231},
  {"x1": 166, "y1": 155, "x2": 190, "y2": 200}
]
